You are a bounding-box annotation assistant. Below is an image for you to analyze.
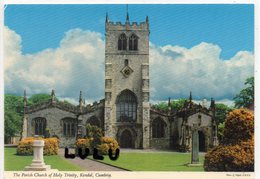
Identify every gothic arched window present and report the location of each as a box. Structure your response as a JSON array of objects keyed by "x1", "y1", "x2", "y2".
[
  {"x1": 33, "y1": 117, "x2": 46, "y2": 136},
  {"x1": 129, "y1": 34, "x2": 138, "y2": 51},
  {"x1": 118, "y1": 33, "x2": 127, "y2": 50},
  {"x1": 116, "y1": 90, "x2": 137, "y2": 122},
  {"x1": 152, "y1": 118, "x2": 166, "y2": 138},
  {"x1": 62, "y1": 118, "x2": 77, "y2": 137}
]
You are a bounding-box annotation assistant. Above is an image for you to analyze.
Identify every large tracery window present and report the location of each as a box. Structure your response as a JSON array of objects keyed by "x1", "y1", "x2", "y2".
[
  {"x1": 118, "y1": 33, "x2": 127, "y2": 50},
  {"x1": 116, "y1": 90, "x2": 137, "y2": 122},
  {"x1": 62, "y1": 118, "x2": 77, "y2": 137},
  {"x1": 152, "y1": 118, "x2": 166, "y2": 138},
  {"x1": 129, "y1": 34, "x2": 138, "y2": 51},
  {"x1": 33, "y1": 117, "x2": 46, "y2": 136}
]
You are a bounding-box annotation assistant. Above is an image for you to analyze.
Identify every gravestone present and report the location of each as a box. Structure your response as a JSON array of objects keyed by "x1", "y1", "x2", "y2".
[{"x1": 24, "y1": 140, "x2": 51, "y2": 171}]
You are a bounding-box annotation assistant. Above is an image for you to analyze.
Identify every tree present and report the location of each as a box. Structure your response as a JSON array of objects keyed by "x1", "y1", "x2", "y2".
[
  {"x1": 215, "y1": 103, "x2": 232, "y2": 124},
  {"x1": 170, "y1": 99, "x2": 186, "y2": 110},
  {"x1": 233, "y1": 77, "x2": 254, "y2": 108},
  {"x1": 4, "y1": 94, "x2": 24, "y2": 143},
  {"x1": 152, "y1": 99, "x2": 186, "y2": 111},
  {"x1": 28, "y1": 93, "x2": 54, "y2": 104},
  {"x1": 4, "y1": 110, "x2": 22, "y2": 144},
  {"x1": 4, "y1": 93, "x2": 61, "y2": 143}
]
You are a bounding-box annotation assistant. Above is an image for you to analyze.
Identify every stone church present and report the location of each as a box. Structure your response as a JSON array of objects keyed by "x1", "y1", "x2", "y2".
[{"x1": 21, "y1": 14, "x2": 218, "y2": 152}]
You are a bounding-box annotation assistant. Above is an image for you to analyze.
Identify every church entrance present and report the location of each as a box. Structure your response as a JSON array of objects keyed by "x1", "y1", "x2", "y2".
[
  {"x1": 120, "y1": 130, "x2": 134, "y2": 148},
  {"x1": 198, "y1": 131, "x2": 206, "y2": 152}
]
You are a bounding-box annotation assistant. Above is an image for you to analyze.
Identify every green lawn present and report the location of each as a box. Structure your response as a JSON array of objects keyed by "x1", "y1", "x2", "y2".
[
  {"x1": 92, "y1": 152, "x2": 205, "y2": 171},
  {"x1": 5, "y1": 148, "x2": 83, "y2": 171}
]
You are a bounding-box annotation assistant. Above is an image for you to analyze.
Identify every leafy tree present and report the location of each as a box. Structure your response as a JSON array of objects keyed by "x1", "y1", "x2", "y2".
[
  {"x1": 4, "y1": 93, "x2": 61, "y2": 143},
  {"x1": 217, "y1": 122, "x2": 225, "y2": 143},
  {"x1": 152, "y1": 99, "x2": 186, "y2": 111},
  {"x1": 152, "y1": 102, "x2": 168, "y2": 110},
  {"x1": 28, "y1": 93, "x2": 54, "y2": 104},
  {"x1": 215, "y1": 103, "x2": 232, "y2": 124},
  {"x1": 170, "y1": 99, "x2": 186, "y2": 110},
  {"x1": 4, "y1": 94, "x2": 24, "y2": 143},
  {"x1": 5, "y1": 94, "x2": 24, "y2": 114},
  {"x1": 4, "y1": 110, "x2": 22, "y2": 143},
  {"x1": 233, "y1": 77, "x2": 254, "y2": 108}
]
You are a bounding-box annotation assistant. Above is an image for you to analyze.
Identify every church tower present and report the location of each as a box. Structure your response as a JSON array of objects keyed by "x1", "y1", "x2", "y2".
[{"x1": 104, "y1": 13, "x2": 150, "y2": 148}]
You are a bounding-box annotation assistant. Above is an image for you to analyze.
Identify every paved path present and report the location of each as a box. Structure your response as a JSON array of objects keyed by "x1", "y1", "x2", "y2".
[
  {"x1": 58, "y1": 149, "x2": 127, "y2": 171},
  {"x1": 120, "y1": 148, "x2": 206, "y2": 155}
]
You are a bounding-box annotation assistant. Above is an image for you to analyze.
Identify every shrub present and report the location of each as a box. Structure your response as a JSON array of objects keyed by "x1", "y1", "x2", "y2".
[
  {"x1": 204, "y1": 108, "x2": 254, "y2": 171},
  {"x1": 75, "y1": 137, "x2": 119, "y2": 155},
  {"x1": 43, "y1": 137, "x2": 59, "y2": 155},
  {"x1": 98, "y1": 137, "x2": 120, "y2": 155},
  {"x1": 223, "y1": 108, "x2": 254, "y2": 145},
  {"x1": 204, "y1": 139, "x2": 254, "y2": 171},
  {"x1": 17, "y1": 137, "x2": 59, "y2": 155}
]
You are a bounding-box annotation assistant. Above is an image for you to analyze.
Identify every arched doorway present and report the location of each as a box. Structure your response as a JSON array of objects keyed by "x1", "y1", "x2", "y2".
[
  {"x1": 198, "y1": 131, "x2": 205, "y2": 152},
  {"x1": 120, "y1": 130, "x2": 134, "y2": 148}
]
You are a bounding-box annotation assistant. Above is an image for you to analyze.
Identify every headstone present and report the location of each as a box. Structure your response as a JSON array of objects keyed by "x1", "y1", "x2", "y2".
[{"x1": 24, "y1": 140, "x2": 51, "y2": 171}]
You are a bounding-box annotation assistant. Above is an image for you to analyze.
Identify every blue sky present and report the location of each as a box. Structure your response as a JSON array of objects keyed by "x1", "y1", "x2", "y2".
[
  {"x1": 4, "y1": 4, "x2": 254, "y2": 105},
  {"x1": 5, "y1": 4, "x2": 254, "y2": 59}
]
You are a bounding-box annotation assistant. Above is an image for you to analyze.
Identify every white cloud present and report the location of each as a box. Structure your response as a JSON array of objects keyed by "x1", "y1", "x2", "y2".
[
  {"x1": 150, "y1": 42, "x2": 254, "y2": 100},
  {"x1": 4, "y1": 27, "x2": 105, "y2": 101},
  {"x1": 4, "y1": 27, "x2": 254, "y2": 103}
]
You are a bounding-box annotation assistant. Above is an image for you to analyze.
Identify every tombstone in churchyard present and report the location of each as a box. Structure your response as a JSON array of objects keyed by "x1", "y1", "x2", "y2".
[{"x1": 24, "y1": 140, "x2": 51, "y2": 171}]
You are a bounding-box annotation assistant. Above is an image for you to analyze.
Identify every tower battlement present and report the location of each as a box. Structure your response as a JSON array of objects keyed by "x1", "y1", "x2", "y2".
[
  {"x1": 105, "y1": 13, "x2": 149, "y2": 31},
  {"x1": 106, "y1": 21, "x2": 149, "y2": 31}
]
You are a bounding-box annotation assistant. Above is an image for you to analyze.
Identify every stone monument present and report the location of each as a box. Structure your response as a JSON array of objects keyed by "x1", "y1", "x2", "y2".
[
  {"x1": 187, "y1": 123, "x2": 202, "y2": 167},
  {"x1": 24, "y1": 140, "x2": 51, "y2": 171}
]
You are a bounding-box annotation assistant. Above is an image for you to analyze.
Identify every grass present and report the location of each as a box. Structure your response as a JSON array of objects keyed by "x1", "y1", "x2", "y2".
[
  {"x1": 4, "y1": 148, "x2": 83, "y2": 171},
  {"x1": 92, "y1": 152, "x2": 205, "y2": 171},
  {"x1": 5, "y1": 147, "x2": 205, "y2": 171}
]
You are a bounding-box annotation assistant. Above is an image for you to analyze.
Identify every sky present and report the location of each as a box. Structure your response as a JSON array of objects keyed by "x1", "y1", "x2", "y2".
[{"x1": 4, "y1": 4, "x2": 254, "y2": 106}]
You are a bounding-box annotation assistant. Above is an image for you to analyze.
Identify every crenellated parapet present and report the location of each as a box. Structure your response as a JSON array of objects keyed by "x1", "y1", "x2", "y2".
[
  {"x1": 105, "y1": 13, "x2": 149, "y2": 31},
  {"x1": 106, "y1": 21, "x2": 149, "y2": 31}
]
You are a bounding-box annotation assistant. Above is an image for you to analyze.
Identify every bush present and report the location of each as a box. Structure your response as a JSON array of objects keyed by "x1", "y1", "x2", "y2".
[
  {"x1": 223, "y1": 108, "x2": 254, "y2": 145},
  {"x1": 75, "y1": 137, "x2": 119, "y2": 155},
  {"x1": 204, "y1": 108, "x2": 254, "y2": 171},
  {"x1": 17, "y1": 137, "x2": 59, "y2": 155},
  {"x1": 98, "y1": 137, "x2": 120, "y2": 155},
  {"x1": 204, "y1": 139, "x2": 254, "y2": 171}
]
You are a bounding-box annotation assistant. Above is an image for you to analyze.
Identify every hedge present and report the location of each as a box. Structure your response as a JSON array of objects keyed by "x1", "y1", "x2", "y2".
[{"x1": 17, "y1": 137, "x2": 59, "y2": 155}]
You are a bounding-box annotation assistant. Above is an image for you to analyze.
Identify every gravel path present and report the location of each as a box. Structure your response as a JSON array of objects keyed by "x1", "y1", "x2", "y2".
[{"x1": 58, "y1": 149, "x2": 127, "y2": 171}]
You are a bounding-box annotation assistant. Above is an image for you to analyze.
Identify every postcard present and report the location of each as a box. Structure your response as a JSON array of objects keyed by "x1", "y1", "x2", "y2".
[{"x1": 1, "y1": 2, "x2": 256, "y2": 179}]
